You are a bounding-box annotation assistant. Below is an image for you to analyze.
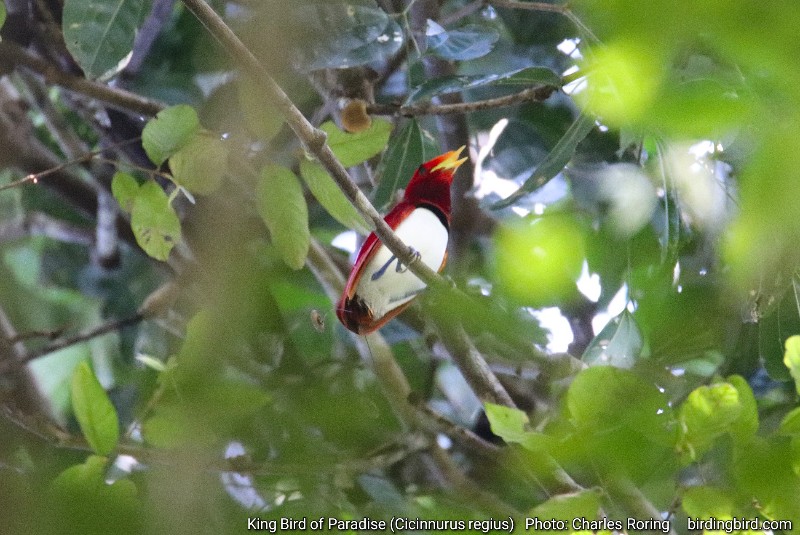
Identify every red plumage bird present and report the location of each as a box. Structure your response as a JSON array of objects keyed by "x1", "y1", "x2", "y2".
[{"x1": 337, "y1": 147, "x2": 467, "y2": 334}]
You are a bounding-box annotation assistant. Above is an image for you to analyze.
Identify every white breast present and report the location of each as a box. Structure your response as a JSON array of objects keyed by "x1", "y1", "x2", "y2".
[{"x1": 355, "y1": 207, "x2": 448, "y2": 319}]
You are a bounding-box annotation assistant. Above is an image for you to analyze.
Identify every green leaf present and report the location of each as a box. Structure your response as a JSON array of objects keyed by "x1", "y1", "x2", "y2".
[
  {"x1": 529, "y1": 489, "x2": 601, "y2": 522},
  {"x1": 568, "y1": 366, "x2": 673, "y2": 441},
  {"x1": 48, "y1": 456, "x2": 139, "y2": 532},
  {"x1": 168, "y1": 132, "x2": 229, "y2": 195},
  {"x1": 426, "y1": 21, "x2": 499, "y2": 61},
  {"x1": 111, "y1": 171, "x2": 140, "y2": 213},
  {"x1": 582, "y1": 310, "x2": 643, "y2": 368},
  {"x1": 484, "y1": 402, "x2": 529, "y2": 442},
  {"x1": 130, "y1": 181, "x2": 181, "y2": 261},
  {"x1": 484, "y1": 402, "x2": 550, "y2": 452},
  {"x1": 678, "y1": 381, "x2": 741, "y2": 461},
  {"x1": 237, "y1": 77, "x2": 284, "y2": 141},
  {"x1": 142, "y1": 105, "x2": 200, "y2": 166},
  {"x1": 321, "y1": 119, "x2": 392, "y2": 168},
  {"x1": 0, "y1": 3, "x2": 6, "y2": 36},
  {"x1": 325, "y1": 118, "x2": 391, "y2": 164},
  {"x1": 726, "y1": 375, "x2": 759, "y2": 444},
  {"x1": 372, "y1": 119, "x2": 438, "y2": 210},
  {"x1": 492, "y1": 111, "x2": 596, "y2": 209},
  {"x1": 62, "y1": 0, "x2": 147, "y2": 80},
  {"x1": 300, "y1": 159, "x2": 370, "y2": 234},
  {"x1": 407, "y1": 67, "x2": 562, "y2": 103},
  {"x1": 70, "y1": 361, "x2": 119, "y2": 456},
  {"x1": 784, "y1": 334, "x2": 800, "y2": 394},
  {"x1": 681, "y1": 486, "x2": 734, "y2": 519},
  {"x1": 780, "y1": 406, "x2": 800, "y2": 435},
  {"x1": 257, "y1": 165, "x2": 310, "y2": 270}
]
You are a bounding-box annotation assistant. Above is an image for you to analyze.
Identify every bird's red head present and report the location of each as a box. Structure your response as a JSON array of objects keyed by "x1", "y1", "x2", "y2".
[{"x1": 402, "y1": 146, "x2": 467, "y2": 218}]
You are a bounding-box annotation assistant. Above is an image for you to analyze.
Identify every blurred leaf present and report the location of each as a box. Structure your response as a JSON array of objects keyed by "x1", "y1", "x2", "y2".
[
  {"x1": 168, "y1": 132, "x2": 229, "y2": 195},
  {"x1": 48, "y1": 456, "x2": 140, "y2": 533},
  {"x1": 780, "y1": 407, "x2": 800, "y2": 435},
  {"x1": 111, "y1": 171, "x2": 139, "y2": 213},
  {"x1": 130, "y1": 181, "x2": 182, "y2": 261},
  {"x1": 321, "y1": 119, "x2": 392, "y2": 167},
  {"x1": 681, "y1": 486, "x2": 734, "y2": 518},
  {"x1": 70, "y1": 361, "x2": 119, "y2": 456},
  {"x1": 257, "y1": 165, "x2": 309, "y2": 270},
  {"x1": 0, "y1": 3, "x2": 6, "y2": 33},
  {"x1": 300, "y1": 159, "x2": 370, "y2": 234},
  {"x1": 568, "y1": 367, "x2": 672, "y2": 441},
  {"x1": 237, "y1": 77, "x2": 284, "y2": 141},
  {"x1": 406, "y1": 67, "x2": 561, "y2": 103},
  {"x1": 727, "y1": 375, "x2": 759, "y2": 444},
  {"x1": 529, "y1": 489, "x2": 601, "y2": 522},
  {"x1": 582, "y1": 310, "x2": 642, "y2": 368},
  {"x1": 492, "y1": 111, "x2": 596, "y2": 209},
  {"x1": 678, "y1": 381, "x2": 742, "y2": 461},
  {"x1": 372, "y1": 119, "x2": 438, "y2": 210},
  {"x1": 292, "y1": 3, "x2": 403, "y2": 71},
  {"x1": 63, "y1": 0, "x2": 147, "y2": 79},
  {"x1": 784, "y1": 335, "x2": 800, "y2": 394},
  {"x1": 566, "y1": 366, "x2": 675, "y2": 479},
  {"x1": 142, "y1": 105, "x2": 200, "y2": 166},
  {"x1": 426, "y1": 20, "x2": 499, "y2": 61}
]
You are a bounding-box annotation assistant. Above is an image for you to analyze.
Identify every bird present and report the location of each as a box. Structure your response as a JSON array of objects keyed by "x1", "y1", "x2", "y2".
[{"x1": 337, "y1": 146, "x2": 467, "y2": 334}]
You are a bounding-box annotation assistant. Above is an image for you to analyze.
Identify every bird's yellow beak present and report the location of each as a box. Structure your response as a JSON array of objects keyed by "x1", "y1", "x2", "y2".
[{"x1": 430, "y1": 146, "x2": 468, "y2": 173}]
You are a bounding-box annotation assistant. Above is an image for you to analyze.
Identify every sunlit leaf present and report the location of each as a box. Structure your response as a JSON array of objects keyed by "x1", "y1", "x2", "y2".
[
  {"x1": 582, "y1": 310, "x2": 643, "y2": 368},
  {"x1": 492, "y1": 111, "x2": 596, "y2": 209},
  {"x1": 372, "y1": 119, "x2": 438, "y2": 210},
  {"x1": 407, "y1": 67, "x2": 561, "y2": 103},
  {"x1": 168, "y1": 132, "x2": 229, "y2": 195},
  {"x1": 142, "y1": 105, "x2": 200, "y2": 166},
  {"x1": 321, "y1": 119, "x2": 392, "y2": 167},
  {"x1": 0, "y1": 3, "x2": 6, "y2": 34},
  {"x1": 681, "y1": 486, "x2": 734, "y2": 519},
  {"x1": 257, "y1": 165, "x2": 309, "y2": 270},
  {"x1": 70, "y1": 361, "x2": 119, "y2": 456},
  {"x1": 784, "y1": 335, "x2": 800, "y2": 394},
  {"x1": 300, "y1": 159, "x2": 370, "y2": 234},
  {"x1": 780, "y1": 407, "x2": 800, "y2": 435},
  {"x1": 484, "y1": 402, "x2": 550, "y2": 452},
  {"x1": 678, "y1": 381, "x2": 741, "y2": 461},
  {"x1": 63, "y1": 0, "x2": 147, "y2": 79},
  {"x1": 111, "y1": 171, "x2": 139, "y2": 213},
  {"x1": 426, "y1": 20, "x2": 499, "y2": 61},
  {"x1": 130, "y1": 181, "x2": 181, "y2": 261},
  {"x1": 727, "y1": 375, "x2": 758, "y2": 444}
]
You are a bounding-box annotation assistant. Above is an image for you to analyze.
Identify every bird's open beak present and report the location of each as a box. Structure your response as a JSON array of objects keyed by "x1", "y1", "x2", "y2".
[{"x1": 430, "y1": 145, "x2": 468, "y2": 173}]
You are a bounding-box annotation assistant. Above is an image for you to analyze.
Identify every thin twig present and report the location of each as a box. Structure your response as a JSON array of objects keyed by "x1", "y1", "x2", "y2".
[
  {"x1": 0, "y1": 137, "x2": 144, "y2": 193},
  {"x1": 366, "y1": 85, "x2": 557, "y2": 117},
  {"x1": 0, "y1": 314, "x2": 144, "y2": 375}
]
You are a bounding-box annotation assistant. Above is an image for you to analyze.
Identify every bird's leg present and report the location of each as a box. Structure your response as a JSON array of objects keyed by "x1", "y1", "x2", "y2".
[
  {"x1": 371, "y1": 248, "x2": 421, "y2": 280},
  {"x1": 396, "y1": 248, "x2": 421, "y2": 273}
]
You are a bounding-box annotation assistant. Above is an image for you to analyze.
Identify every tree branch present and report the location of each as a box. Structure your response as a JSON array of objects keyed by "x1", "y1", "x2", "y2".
[
  {"x1": 366, "y1": 85, "x2": 557, "y2": 117},
  {"x1": 0, "y1": 313, "x2": 144, "y2": 376},
  {"x1": 0, "y1": 41, "x2": 165, "y2": 116}
]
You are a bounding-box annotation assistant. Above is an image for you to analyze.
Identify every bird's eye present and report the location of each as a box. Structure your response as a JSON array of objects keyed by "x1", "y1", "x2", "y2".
[{"x1": 417, "y1": 165, "x2": 427, "y2": 175}]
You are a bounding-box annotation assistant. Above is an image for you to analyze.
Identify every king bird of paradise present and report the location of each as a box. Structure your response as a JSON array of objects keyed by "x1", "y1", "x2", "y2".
[{"x1": 337, "y1": 147, "x2": 468, "y2": 334}]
